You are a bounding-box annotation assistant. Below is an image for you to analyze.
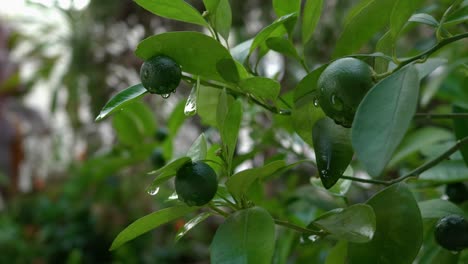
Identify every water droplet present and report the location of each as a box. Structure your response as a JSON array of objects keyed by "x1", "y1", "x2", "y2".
[
  {"x1": 168, "y1": 192, "x2": 178, "y2": 200},
  {"x1": 330, "y1": 94, "x2": 344, "y2": 111},
  {"x1": 308, "y1": 235, "x2": 320, "y2": 242},
  {"x1": 450, "y1": 250, "x2": 459, "y2": 255},
  {"x1": 313, "y1": 98, "x2": 320, "y2": 107},
  {"x1": 321, "y1": 169, "x2": 329, "y2": 178},
  {"x1": 143, "y1": 70, "x2": 149, "y2": 78},
  {"x1": 161, "y1": 93, "x2": 171, "y2": 99},
  {"x1": 147, "y1": 187, "x2": 160, "y2": 196}
]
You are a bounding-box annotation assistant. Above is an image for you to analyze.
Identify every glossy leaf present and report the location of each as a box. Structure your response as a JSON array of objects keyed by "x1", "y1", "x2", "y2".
[
  {"x1": 231, "y1": 39, "x2": 254, "y2": 64},
  {"x1": 312, "y1": 204, "x2": 376, "y2": 243},
  {"x1": 453, "y1": 105, "x2": 468, "y2": 166},
  {"x1": 239, "y1": 77, "x2": 280, "y2": 102},
  {"x1": 390, "y1": 0, "x2": 425, "y2": 40},
  {"x1": 409, "y1": 13, "x2": 439, "y2": 27},
  {"x1": 216, "y1": 58, "x2": 240, "y2": 83},
  {"x1": 95, "y1": 84, "x2": 147, "y2": 121},
  {"x1": 134, "y1": 0, "x2": 208, "y2": 26},
  {"x1": 175, "y1": 212, "x2": 212, "y2": 242},
  {"x1": 136, "y1": 32, "x2": 232, "y2": 82},
  {"x1": 146, "y1": 157, "x2": 192, "y2": 193},
  {"x1": 348, "y1": 183, "x2": 423, "y2": 264},
  {"x1": 418, "y1": 199, "x2": 466, "y2": 219},
  {"x1": 312, "y1": 118, "x2": 353, "y2": 189},
  {"x1": 266, "y1": 37, "x2": 299, "y2": 59},
  {"x1": 302, "y1": 0, "x2": 324, "y2": 44},
  {"x1": 352, "y1": 65, "x2": 419, "y2": 177},
  {"x1": 334, "y1": 0, "x2": 395, "y2": 57},
  {"x1": 186, "y1": 134, "x2": 208, "y2": 162},
  {"x1": 110, "y1": 205, "x2": 196, "y2": 251},
  {"x1": 419, "y1": 160, "x2": 468, "y2": 183},
  {"x1": 211, "y1": 207, "x2": 275, "y2": 264}
]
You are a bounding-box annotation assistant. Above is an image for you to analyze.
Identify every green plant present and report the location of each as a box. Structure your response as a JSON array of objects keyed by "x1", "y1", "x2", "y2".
[
  {"x1": 95, "y1": 0, "x2": 468, "y2": 263},
  {"x1": 140, "y1": 55, "x2": 182, "y2": 95},
  {"x1": 434, "y1": 215, "x2": 468, "y2": 251}
]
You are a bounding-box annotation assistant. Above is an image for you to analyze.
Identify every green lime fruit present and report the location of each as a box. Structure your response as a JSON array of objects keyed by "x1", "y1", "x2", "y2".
[
  {"x1": 434, "y1": 214, "x2": 468, "y2": 251},
  {"x1": 446, "y1": 183, "x2": 468, "y2": 204},
  {"x1": 317, "y1": 57, "x2": 375, "y2": 127},
  {"x1": 150, "y1": 147, "x2": 165, "y2": 169},
  {"x1": 175, "y1": 161, "x2": 218, "y2": 206},
  {"x1": 140, "y1": 55, "x2": 182, "y2": 95},
  {"x1": 155, "y1": 127, "x2": 169, "y2": 142}
]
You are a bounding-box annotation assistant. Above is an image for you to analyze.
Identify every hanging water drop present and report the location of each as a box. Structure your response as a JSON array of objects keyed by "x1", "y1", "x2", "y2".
[
  {"x1": 147, "y1": 187, "x2": 160, "y2": 196},
  {"x1": 313, "y1": 98, "x2": 320, "y2": 107},
  {"x1": 308, "y1": 235, "x2": 320, "y2": 242},
  {"x1": 330, "y1": 94, "x2": 344, "y2": 111},
  {"x1": 161, "y1": 93, "x2": 171, "y2": 99}
]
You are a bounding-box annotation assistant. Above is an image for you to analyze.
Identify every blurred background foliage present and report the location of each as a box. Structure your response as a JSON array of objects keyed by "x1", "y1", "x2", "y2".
[{"x1": 0, "y1": 0, "x2": 466, "y2": 263}]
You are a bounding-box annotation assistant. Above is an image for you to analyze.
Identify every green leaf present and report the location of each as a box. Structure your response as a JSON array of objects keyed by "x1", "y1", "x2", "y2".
[
  {"x1": 325, "y1": 241, "x2": 347, "y2": 264},
  {"x1": 418, "y1": 199, "x2": 466, "y2": 219},
  {"x1": 95, "y1": 84, "x2": 147, "y2": 121},
  {"x1": 231, "y1": 39, "x2": 254, "y2": 64},
  {"x1": 211, "y1": 207, "x2": 275, "y2": 264},
  {"x1": 273, "y1": 0, "x2": 301, "y2": 17},
  {"x1": 197, "y1": 85, "x2": 221, "y2": 127},
  {"x1": 313, "y1": 204, "x2": 376, "y2": 243},
  {"x1": 112, "y1": 111, "x2": 144, "y2": 146},
  {"x1": 146, "y1": 157, "x2": 192, "y2": 193},
  {"x1": 388, "y1": 127, "x2": 453, "y2": 168},
  {"x1": 187, "y1": 134, "x2": 208, "y2": 162},
  {"x1": 110, "y1": 205, "x2": 196, "y2": 251},
  {"x1": 348, "y1": 183, "x2": 423, "y2": 264},
  {"x1": 202, "y1": 0, "x2": 220, "y2": 12},
  {"x1": 135, "y1": 32, "x2": 232, "y2": 82},
  {"x1": 248, "y1": 13, "x2": 298, "y2": 57},
  {"x1": 414, "y1": 58, "x2": 447, "y2": 81},
  {"x1": 453, "y1": 105, "x2": 468, "y2": 166},
  {"x1": 208, "y1": 0, "x2": 232, "y2": 40},
  {"x1": 334, "y1": 0, "x2": 395, "y2": 58},
  {"x1": 217, "y1": 93, "x2": 242, "y2": 168},
  {"x1": 352, "y1": 65, "x2": 419, "y2": 177},
  {"x1": 312, "y1": 118, "x2": 353, "y2": 189},
  {"x1": 216, "y1": 58, "x2": 240, "y2": 83},
  {"x1": 419, "y1": 160, "x2": 468, "y2": 183},
  {"x1": 390, "y1": 0, "x2": 426, "y2": 40},
  {"x1": 409, "y1": 13, "x2": 439, "y2": 27},
  {"x1": 375, "y1": 31, "x2": 393, "y2": 73},
  {"x1": 239, "y1": 77, "x2": 281, "y2": 102},
  {"x1": 226, "y1": 160, "x2": 286, "y2": 199},
  {"x1": 175, "y1": 212, "x2": 212, "y2": 242},
  {"x1": 134, "y1": 0, "x2": 208, "y2": 27},
  {"x1": 444, "y1": 4, "x2": 468, "y2": 26},
  {"x1": 184, "y1": 81, "x2": 199, "y2": 116},
  {"x1": 125, "y1": 102, "x2": 156, "y2": 137},
  {"x1": 302, "y1": 0, "x2": 324, "y2": 44},
  {"x1": 266, "y1": 37, "x2": 300, "y2": 60}
]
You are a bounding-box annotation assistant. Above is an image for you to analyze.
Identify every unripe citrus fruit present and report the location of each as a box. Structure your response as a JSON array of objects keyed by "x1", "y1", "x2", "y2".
[
  {"x1": 140, "y1": 55, "x2": 182, "y2": 95},
  {"x1": 317, "y1": 57, "x2": 375, "y2": 127},
  {"x1": 155, "y1": 127, "x2": 169, "y2": 142},
  {"x1": 150, "y1": 147, "x2": 165, "y2": 169},
  {"x1": 445, "y1": 183, "x2": 468, "y2": 204},
  {"x1": 434, "y1": 214, "x2": 468, "y2": 251},
  {"x1": 175, "y1": 161, "x2": 218, "y2": 206}
]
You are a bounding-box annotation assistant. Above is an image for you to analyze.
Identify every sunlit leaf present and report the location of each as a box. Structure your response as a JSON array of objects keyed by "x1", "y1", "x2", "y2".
[{"x1": 95, "y1": 84, "x2": 147, "y2": 121}]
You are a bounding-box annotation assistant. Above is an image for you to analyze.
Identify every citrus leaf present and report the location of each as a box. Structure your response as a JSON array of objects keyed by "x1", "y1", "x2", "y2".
[
  {"x1": 123, "y1": 102, "x2": 156, "y2": 137},
  {"x1": 312, "y1": 204, "x2": 376, "y2": 243},
  {"x1": 325, "y1": 240, "x2": 347, "y2": 264},
  {"x1": 348, "y1": 183, "x2": 423, "y2": 264},
  {"x1": 352, "y1": 65, "x2": 419, "y2": 177},
  {"x1": 231, "y1": 39, "x2": 254, "y2": 64},
  {"x1": 216, "y1": 58, "x2": 240, "y2": 83},
  {"x1": 266, "y1": 37, "x2": 300, "y2": 60},
  {"x1": 187, "y1": 134, "x2": 208, "y2": 162},
  {"x1": 110, "y1": 205, "x2": 196, "y2": 251},
  {"x1": 220, "y1": 98, "x2": 242, "y2": 168},
  {"x1": 146, "y1": 157, "x2": 192, "y2": 194},
  {"x1": 418, "y1": 199, "x2": 466, "y2": 219},
  {"x1": 419, "y1": 160, "x2": 468, "y2": 183},
  {"x1": 136, "y1": 32, "x2": 232, "y2": 82},
  {"x1": 312, "y1": 118, "x2": 353, "y2": 189},
  {"x1": 95, "y1": 84, "x2": 147, "y2": 121},
  {"x1": 209, "y1": 0, "x2": 232, "y2": 40},
  {"x1": 302, "y1": 0, "x2": 324, "y2": 45},
  {"x1": 453, "y1": 105, "x2": 468, "y2": 166},
  {"x1": 211, "y1": 207, "x2": 275, "y2": 264},
  {"x1": 248, "y1": 13, "x2": 298, "y2": 56},
  {"x1": 273, "y1": 0, "x2": 301, "y2": 17},
  {"x1": 239, "y1": 77, "x2": 280, "y2": 102},
  {"x1": 197, "y1": 85, "x2": 221, "y2": 127},
  {"x1": 175, "y1": 212, "x2": 212, "y2": 242},
  {"x1": 112, "y1": 111, "x2": 145, "y2": 146},
  {"x1": 390, "y1": 0, "x2": 426, "y2": 40},
  {"x1": 134, "y1": 0, "x2": 208, "y2": 27},
  {"x1": 334, "y1": 0, "x2": 395, "y2": 58},
  {"x1": 409, "y1": 13, "x2": 439, "y2": 27}
]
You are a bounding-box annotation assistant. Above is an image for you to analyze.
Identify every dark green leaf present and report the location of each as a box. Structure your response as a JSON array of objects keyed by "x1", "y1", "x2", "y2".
[
  {"x1": 418, "y1": 199, "x2": 466, "y2": 219},
  {"x1": 453, "y1": 105, "x2": 468, "y2": 166},
  {"x1": 175, "y1": 212, "x2": 212, "y2": 242},
  {"x1": 375, "y1": 31, "x2": 393, "y2": 73},
  {"x1": 352, "y1": 65, "x2": 419, "y2": 177},
  {"x1": 409, "y1": 13, "x2": 439, "y2": 27},
  {"x1": 136, "y1": 32, "x2": 232, "y2": 82},
  {"x1": 419, "y1": 160, "x2": 468, "y2": 183},
  {"x1": 348, "y1": 183, "x2": 423, "y2": 264},
  {"x1": 302, "y1": 0, "x2": 324, "y2": 44},
  {"x1": 239, "y1": 77, "x2": 281, "y2": 102},
  {"x1": 312, "y1": 118, "x2": 353, "y2": 189},
  {"x1": 216, "y1": 58, "x2": 240, "y2": 83},
  {"x1": 218, "y1": 94, "x2": 242, "y2": 168},
  {"x1": 443, "y1": 4, "x2": 468, "y2": 26},
  {"x1": 313, "y1": 204, "x2": 376, "y2": 243},
  {"x1": 211, "y1": 207, "x2": 275, "y2": 264},
  {"x1": 110, "y1": 205, "x2": 196, "y2": 251},
  {"x1": 95, "y1": 84, "x2": 147, "y2": 121},
  {"x1": 146, "y1": 157, "x2": 192, "y2": 192},
  {"x1": 134, "y1": 0, "x2": 208, "y2": 26},
  {"x1": 266, "y1": 37, "x2": 299, "y2": 59},
  {"x1": 389, "y1": 0, "x2": 426, "y2": 40}
]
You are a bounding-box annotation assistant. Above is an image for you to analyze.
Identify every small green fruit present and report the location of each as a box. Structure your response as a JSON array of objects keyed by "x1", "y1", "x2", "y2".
[
  {"x1": 445, "y1": 183, "x2": 468, "y2": 204},
  {"x1": 140, "y1": 55, "x2": 182, "y2": 95},
  {"x1": 434, "y1": 214, "x2": 468, "y2": 251},
  {"x1": 175, "y1": 161, "x2": 218, "y2": 206}
]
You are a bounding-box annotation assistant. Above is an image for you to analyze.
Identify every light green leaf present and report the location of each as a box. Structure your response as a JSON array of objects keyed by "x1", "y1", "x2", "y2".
[
  {"x1": 134, "y1": 0, "x2": 208, "y2": 26},
  {"x1": 124, "y1": 102, "x2": 156, "y2": 137},
  {"x1": 110, "y1": 205, "x2": 196, "y2": 251},
  {"x1": 453, "y1": 105, "x2": 468, "y2": 166},
  {"x1": 135, "y1": 32, "x2": 232, "y2": 82},
  {"x1": 216, "y1": 58, "x2": 240, "y2": 83},
  {"x1": 210, "y1": 0, "x2": 232, "y2": 40},
  {"x1": 266, "y1": 37, "x2": 300, "y2": 59},
  {"x1": 187, "y1": 134, "x2": 208, "y2": 162},
  {"x1": 325, "y1": 241, "x2": 347, "y2": 264},
  {"x1": 112, "y1": 111, "x2": 144, "y2": 146},
  {"x1": 409, "y1": 13, "x2": 439, "y2": 27},
  {"x1": 273, "y1": 0, "x2": 301, "y2": 17},
  {"x1": 348, "y1": 183, "x2": 423, "y2": 264},
  {"x1": 313, "y1": 204, "x2": 376, "y2": 243},
  {"x1": 390, "y1": 0, "x2": 426, "y2": 40},
  {"x1": 175, "y1": 212, "x2": 212, "y2": 242},
  {"x1": 352, "y1": 65, "x2": 420, "y2": 177},
  {"x1": 239, "y1": 77, "x2": 281, "y2": 102},
  {"x1": 231, "y1": 39, "x2": 254, "y2": 64},
  {"x1": 211, "y1": 207, "x2": 276, "y2": 264},
  {"x1": 302, "y1": 0, "x2": 324, "y2": 44},
  {"x1": 197, "y1": 85, "x2": 221, "y2": 127},
  {"x1": 95, "y1": 84, "x2": 147, "y2": 121},
  {"x1": 419, "y1": 160, "x2": 468, "y2": 183},
  {"x1": 418, "y1": 199, "x2": 466, "y2": 219}
]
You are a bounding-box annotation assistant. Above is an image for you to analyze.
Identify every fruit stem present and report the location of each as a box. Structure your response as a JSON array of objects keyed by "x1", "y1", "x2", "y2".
[
  {"x1": 274, "y1": 219, "x2": 326, "y2": 236},
  {"x1": 414, "y1": 113, "x2": 468, "y2": 119}
]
